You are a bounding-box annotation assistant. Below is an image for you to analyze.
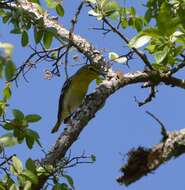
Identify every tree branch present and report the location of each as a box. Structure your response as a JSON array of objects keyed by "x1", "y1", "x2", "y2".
[
  {"x1": 42, "y1": 71, "x2": 185, "y2": 166},
  {"x1": 102, "y1": 18, "x2": 153, "y2": 70},
  {"x1": 117, "y1": 128, "x2": 185, "y2": 185},
  {"x1": 2, "y1": 1, "x2": 185, "y2": 189},
  {"x1": 0, "y1": 1, "x2": 108, "y2": 68}
]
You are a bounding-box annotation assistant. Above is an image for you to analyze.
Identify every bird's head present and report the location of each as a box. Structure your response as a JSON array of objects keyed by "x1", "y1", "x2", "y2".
[{"x1": 77, "y1": 64, "x2": 107, "y2": 80}]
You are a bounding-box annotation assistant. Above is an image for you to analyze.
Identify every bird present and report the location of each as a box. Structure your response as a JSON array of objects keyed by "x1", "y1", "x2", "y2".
[{"x1": 51, "y1": 64, "x2": 106, "y2": 133}]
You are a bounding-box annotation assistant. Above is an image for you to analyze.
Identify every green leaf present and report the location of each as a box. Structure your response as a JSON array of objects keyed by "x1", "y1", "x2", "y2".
[
  {"x1": 47, "y1": 27, "x2": 58, "y2": 33},
  {"x1": 96, "y1": 77, "x2": 103, "y2": 85},
  {"x1": 25, "y1": 129, "x2": 40, "y2": 149},
  {"x1": 10, "y1": 28, "x2": 22, "y2": 34},
  {"x1": 3, "y1": 83, "x2": 12, "y2": 100},
  {"x1": 0, "y1": 100, "x2": 8, "y2": 115},
  {"x1": 27, "y1": 129, "x2": 40, "y2": 139},
  {"x1": 114, "y1": 57, "x2": 127, "y2": 63},
  {"x1": 5, "y1": 60, "x2": 16, "y2": 81},
  {"x1": 109, "y1": 52, "x2": 119, "y2": 60},
  {"x1": 63, "y1": 175, "x2": 74, "y2": 189},
  {"x1": 91, "y1": 154, "x2": 96, "y2": 162},
  {"x1": 88, "y1": 9, "x2": 102, "y2": 18},
  {"x1": 0, "y1": 107, "x2": 3, "y2": 117},
  {"x1": 13, "y1": 128, "x2": 25, "y2": 143},
  {"x1": 60, "y1": 183, "x2": 69, "y2": 190},
  {"x1": 0, "y1": 9, "x2": 5, "y2": 17},
  {"x1": 52, "y1": 184, "x2": 61, "y2": 190},
  {"x1": 25, "y1": 22, "x2": 32, "y2": 31},
  {"x1": 130, "y1": 6, "x2": 136, "y2": 16},
  {"x1": 13, "y1": 109, "x2": 24, "y2": 120},
  {"x1": 140, "y1": 27, "x2": 161, "y2": 38},
  {"x1": 129, "y1": 35, "x2": 151, "y2": 49},
  {"x1": 145, "y1": 44, "x2": 156, "y2": 54},
  {"x1": 45, "y1": 0, "x2": 57, "y2": 8},
  {"x1": 51, "y1": 51, "x2": 58, "y2": 59},
  {"x1": 3, "y1": 174, "x2": 15, "y2": 187},
  {"x1": 23, "y1": 181, "x2": 32, "y2": 190},
  {"x1": 56, "y1": 4, "x2": 64, "y2": 17},
  {"x1": 34, "y1": 27, "x2": 43, "y2": 44},
  {"x1": 26, "y1": 158, "x2": 37, "y2": 174},
  {"x1": 2, "y1": 13, "x2": 12, "y2": 23},
  {"x1": 154, "y1": 46, "x2": 169, "y2": 63},
  {"x1": 0, "y1": 133, "x2": 18, "y2": 147},
  {"x1": 103, "y1": 1, "x2": 119, "y2": 17},
  {"x1": 12, "y1": 156, "x2": 23, "y2": 174},
  {"x1": 9, "y1": 184, "x2": 19, "y2": 190},
  {"x1": 21, "y1": 31, "x2": 29, "y2": 47},
  {"x1": 0, "y1": 144, "x2": 3, "y2": 154},
  {"x1": 36, "y1": 165, "x2": 53, "y2": 176},
  {"x1": 17, "y1": 175, "x2": 26, "y2": 187},
  {"x1": 0, "y1": 42, "x2": 14, "y2": 57},
  {"x1": 28, "y1": 0, "x2": 40, "y2": 3},
  {"x1": 170, "y1": 31, "x2": 184, "y2": 43},
  {"x1": 156, "y1": 2, "x2": 180, "y2": 36},
  {"x1": 25, "y1": 135, "x2": 34, "y2": 149},
  {"x1": 108, "y1": 52, "x2": 127, "y2": 63},
  {"x1": 121, "y1": 17, "x2": 128, "y2": 29},
  {"x1": 0, "y1": 184, "x2": 6, "y2": 190},
  {"x1": 144, "y1": 9, "x2": 152, "y2": 23},
  {"x1": 152, "y1": 63, "x2": 168, "y2": 71},
  {"x1": 43, "y1": 30, "x2": 53, "y2": 49},
  {"x1": 21, "y1": 170, "x2": 38, "y2": 185},
  {"x1": 134, "y1": 17, "x2": 143, "y2": 32},
  {"x1": 25, "y1": 114, "x2": 42, "y2": 123}
]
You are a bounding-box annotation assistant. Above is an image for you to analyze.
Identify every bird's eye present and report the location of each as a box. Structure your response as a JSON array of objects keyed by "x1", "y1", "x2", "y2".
[{"x1": 88, "y1": 67, "x2": 95, "y2": 71}]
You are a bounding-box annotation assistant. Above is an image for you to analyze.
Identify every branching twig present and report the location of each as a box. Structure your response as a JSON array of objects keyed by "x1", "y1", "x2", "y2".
[
  {"x1": 64, "y1": 153, "x2": 94, "y2": 169},
  {"x1": 146, "y1": 111, "x2": 168, "y2": 141},
  {"x1": 9, "y1": 45, "x2": 67, "y2": 82},
  {"x1": 3, "y1": 1, "x2": 185, "y2": 189},
  {"x1": 64, "y1": 1, "x2": 85, "y2": 79},
  {"x1": 134, "y1": 85, "x2": 157, "y2": 107},
  {"x1": 168, "y1": 61, "x2": 185, "y2": 75},
  {"x1": 102, "y1": 17, "x2": 153, "y2": 70}
]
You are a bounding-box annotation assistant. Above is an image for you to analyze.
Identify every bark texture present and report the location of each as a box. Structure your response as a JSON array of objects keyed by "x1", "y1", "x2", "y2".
[{"x1": 1, "y1": 1, "x2": 185, "y2": 188}]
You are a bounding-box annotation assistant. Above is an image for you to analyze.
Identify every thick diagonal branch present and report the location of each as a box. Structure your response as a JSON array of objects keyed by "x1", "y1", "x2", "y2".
[
  {"x1": 43, "y1": 71, "x2": 185, "y2": 165},
  {"x1": 0, "y1": 1, "x2": 107, "y2": 68},
  {"x1": 33, "y1": 71, "x2": 185, "y2": 189},
  {"x1": 1, "y1": 1, "x2": 185, "y2": 190}
]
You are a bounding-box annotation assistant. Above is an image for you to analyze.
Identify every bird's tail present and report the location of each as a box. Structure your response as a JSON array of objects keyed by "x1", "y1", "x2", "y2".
[{"x1": 51, "y1": 120, "x2": 62, "y2": 133}]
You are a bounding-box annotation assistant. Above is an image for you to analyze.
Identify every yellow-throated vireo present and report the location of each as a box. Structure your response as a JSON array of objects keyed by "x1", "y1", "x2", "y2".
[{"x1": 51, "y1": 64, "x2": 106, "y2": 133}]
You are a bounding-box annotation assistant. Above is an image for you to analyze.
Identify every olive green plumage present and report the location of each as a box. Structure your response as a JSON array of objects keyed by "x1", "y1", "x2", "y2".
[{"x1": 51, "y1": 64, "x2": 105, "y2": 133}]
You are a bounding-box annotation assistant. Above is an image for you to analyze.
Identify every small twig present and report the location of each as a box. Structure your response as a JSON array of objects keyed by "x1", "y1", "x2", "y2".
[
  {"x1": 63, "y1": 151, "x2": 94, "y2": 169},
  {"x1": 168, "y1": 61, "x2": 185, "y2": 76},
  {"x1": 9, "y1": 45, "x2": 67, "y2": 82},
  {"x1": 64, "y1": 160, "x2": 93, "y2": 168},
  {"x1": 101, "y1": 17, "x2": 153, "y2": 70},
  {"x1": 146, "y1": 111, "x2": 168, "y2": 141},
  {"x1": 64, "y1": 155, "x2": 93, "y2": 168},
  {"x1": 134, "y1": 85, "x2": 157, "y2": 107},
  {"x1": 109, "y1": 51, "x2": 134, "y2": 68},
  {"x1": 64, "y1": 1, "x2": 85, "y2": 79},
  {"x1": 90, "y1": 27, "x2": 111, "y2": 34},
  {"x1": 0, "y1": 154, "x2": 16, "y2": 167}
]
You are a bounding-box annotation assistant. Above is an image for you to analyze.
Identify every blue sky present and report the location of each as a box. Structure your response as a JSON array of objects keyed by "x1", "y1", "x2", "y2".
[{"x1": 1, "y1": 0, "x2": 185, "y2": 189}]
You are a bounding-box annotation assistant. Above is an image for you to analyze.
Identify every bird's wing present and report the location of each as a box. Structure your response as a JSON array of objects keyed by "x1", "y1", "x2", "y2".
[{"x1": 57, "y1": 77, "x2": 72, "y2": 121}]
